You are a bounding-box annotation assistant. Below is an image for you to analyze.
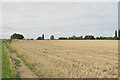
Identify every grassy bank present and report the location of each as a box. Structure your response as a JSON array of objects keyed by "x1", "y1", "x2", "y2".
[
  {"x1": 0, "y1": 40, "x2": 2, "y2": 79},
  {"x1": 2, "y1": 43, "x2": 18, "y2": 78}
]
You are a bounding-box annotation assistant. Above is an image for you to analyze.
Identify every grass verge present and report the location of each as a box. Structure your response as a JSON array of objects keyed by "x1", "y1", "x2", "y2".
[
  {"x1": 5, "y1": 43, "x2": 16, "y2": 53},
  {"x1": 2, "y1": 43, "x2": 18, "y2": 78},
  {"x1": 0, "y1": 40, "x2": 2, "y2": 80},
  {"x1": 5, "y1": 41, "x2": 37, "y2": 77},
  {"x1": 6, "y1": 42, "x2": 37, "y2": 74},
  {"x1": 14, "y1": 59, "x2": 21, "y2": 67}
]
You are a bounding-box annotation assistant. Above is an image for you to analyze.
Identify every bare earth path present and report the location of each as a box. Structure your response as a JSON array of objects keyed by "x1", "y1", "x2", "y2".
[{"x1": 10, "y1": 52, "x2": 38, "y2": 78}]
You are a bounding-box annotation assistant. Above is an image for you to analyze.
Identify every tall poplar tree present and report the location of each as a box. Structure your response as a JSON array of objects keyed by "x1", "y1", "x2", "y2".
[
  {"x1": 42, "y1": 34, "x2": 44, "y2": 40},
  {"x1": 115, "y1": 30, "x2": 117, "y2": 38}
]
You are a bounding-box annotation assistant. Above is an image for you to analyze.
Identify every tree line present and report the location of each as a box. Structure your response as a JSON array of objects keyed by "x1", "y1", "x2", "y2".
[{"x1": 10, "y1": 29, "x2": 120, "y2": 40}]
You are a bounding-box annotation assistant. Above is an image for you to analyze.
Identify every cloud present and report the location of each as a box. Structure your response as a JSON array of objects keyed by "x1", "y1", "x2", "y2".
[
  {"x1": 0, "y1": 3, "x2": 2, "y2": 39},
  {"x1": 2, "y1": 2, "x2": 118, "y2": 39},
  {"x1": 26, "y1": 16, "x2": 40, "y2": 18}
]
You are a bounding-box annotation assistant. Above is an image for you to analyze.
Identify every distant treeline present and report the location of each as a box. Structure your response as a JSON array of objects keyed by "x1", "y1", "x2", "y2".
[
  {"x1": 58, "y1": 36, "x2": 116, "y2": 40},
  {"x1": 10, "y1": 29, "x2": 120, "y2": 40}
]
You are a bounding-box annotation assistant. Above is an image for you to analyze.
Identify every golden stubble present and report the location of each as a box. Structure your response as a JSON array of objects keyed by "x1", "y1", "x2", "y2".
[{"x1": 10, "y1": 40, "x2": 118, "y2": 78}]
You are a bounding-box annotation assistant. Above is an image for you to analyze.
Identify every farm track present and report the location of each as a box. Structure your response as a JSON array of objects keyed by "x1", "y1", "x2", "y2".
[
  {"x1": 10, "y1": 53, "x2": 38, "y2": 78},
  {"x1": 10, "y1": 40, "x2": 118, "y2": 78},
  {"x1": 6, "y1": 43, "x2": 38, "y2": 78}
]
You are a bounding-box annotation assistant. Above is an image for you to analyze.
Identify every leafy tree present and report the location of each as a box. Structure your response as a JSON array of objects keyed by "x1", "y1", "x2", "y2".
[
  {"x1": 75, "y1": 36, "x2": 83, "y2": 40},
  {"x1": 10, "y1": 33, "x2": 24, "y2": 39},
  {"x1": 99, "y1": 36, "x2": 104, "y2": 39},
  {"x1": 68, "y1": 35, "x2": 83, "y2": 40},
  {"x1": 68, "y1": 37, "x2": 74, "y2": 40},
  {"x1": 59, "y1": 37, "x2": 67, "y2": 40},
  {"x1": 80, "y1": 36, "x2": 83, "y2": 40},
  {"x1": 103, "y1": 37, "x2": 113, "y2": 40},
  {"x1": 118, "y1": 29, "x2": 120, "y2": 38},
  {"x1": 31, "y1": 38, "x2": 34, "y2": 40},
  {"x1": 37, "y1": 37, "x2": 42, "y2": 40},
  {"x1": 96, "y1": 37, "x2": 100, "y2": 40},
  {"x1": 84, "y1": 35, "x2": 95, "y2": 40},
  {"x1": 50, "y1": 35, "x2": 54, "y2": 40},
  {"x1": 72, "y1": 35, "x2": 76, "y2": 40}
]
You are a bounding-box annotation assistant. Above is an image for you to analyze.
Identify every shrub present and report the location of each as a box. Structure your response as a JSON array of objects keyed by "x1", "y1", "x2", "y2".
[{"x1": 10, "y1": 33, "x2": 24, "y2": 39}]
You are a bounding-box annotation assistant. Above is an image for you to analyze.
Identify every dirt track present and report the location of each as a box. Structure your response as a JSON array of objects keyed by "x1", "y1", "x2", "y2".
[
  {"x1": 10, "y1": 52, "x2": 38, "y2": 78},
  {"x1": 10, "y1": 40, "x2": 118, "y2": 78}
]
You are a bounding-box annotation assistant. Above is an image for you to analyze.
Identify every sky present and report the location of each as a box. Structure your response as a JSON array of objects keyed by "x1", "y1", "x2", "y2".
[
  {"x1": 1, "y1": 2, "x2": 118, "y2": 39},
  {"x1": 0, "y1": 0, "x2": 119, "y2": 2},
  {"x1": 0, "y1": 2, "x2": 2, "y2": 39}
]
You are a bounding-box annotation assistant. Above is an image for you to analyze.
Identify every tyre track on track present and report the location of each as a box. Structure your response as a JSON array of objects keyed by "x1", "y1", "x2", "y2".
[{"x1": 10, "y1": 52, "x2": 38, "y2": 78}]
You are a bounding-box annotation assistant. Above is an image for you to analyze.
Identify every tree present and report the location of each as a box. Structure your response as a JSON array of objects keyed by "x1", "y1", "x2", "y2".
[
  {"x1": 42, "y1": 34, "x2": 44, "y2": 40},
  {"x1": 75, "y1": 36, "x2": 83, "y2": 40},
  {"x1": 72, "y1": 35, "x2": 76, "y2": 40},
  {"x1": 99, "y1": 36, "x2": 104, "y2": 40},
  {"x1": 96, "y1": 37, "x2": 100, "y2": 40},
  {"x1": 37, "y1": 37, "x2": 42, "y2": 40},
  {"x1": 114, "y1": 30, "x2": 117, "y2": 40},
  {"x1": 80, "y1": 36, "x2": 83, "y2": 40},
  {"x1": 84, "y1": 35, "x2": 95, "y2": 40},
  {"x1": 68, "y1": 37, "x2": 73, "y2": 40},
  {"x1": 59, "y1": 37, "x2": 67, "y2": 40},
  {"x1": 50, "y1": 35, "x2": 54, "y2": 40},
  {"x1": 118, "y1": 29, "x2": 120, "y2": 38},
  {"x1": 115, "y1": 30, "x2": 117, "y2": 38},
  {"x1": 27, "y1": 38, "x2": 30, "y2": 40},
  {"x1": 68, "y1": 36, "x2": 76, "y2": 40},
  {"x1": 10, "y1": 33, "x2": 24, "y2": 39},
  {"x1": 31, "y1": 38, "x2": 34, "y2": 40},
  {"x1": 67, "y1": 35, "x2": 83, "y2": 40}
]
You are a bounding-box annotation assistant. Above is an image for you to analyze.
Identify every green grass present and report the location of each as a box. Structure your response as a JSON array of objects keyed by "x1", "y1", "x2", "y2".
[
  {"x1": 25, "y1": 63, "x2": 35, "y2": 71},
  {"x1": 9, "y1": 49, "x2": 16, "y2": 53},
  {"x1": 25, "y1": 63, "x2": 29, "y2": 66},
  {"x1": 0, "y1": 40, "x2": 2, "y2": 80},
  {"x1": 2, "y1": 43, "x2": 18, "y2": 78},
  {"x1": 4, "y1": 41, "x2": 37, "y2": 77},
  {"x1": 5, "y1": 43, "x2": 10, "y2": 49},
  {"x1": 14, "y1": 52, "x2": 36, "y2": 72},
  {"x1": 43, "y1": 51, "x2": 47, "y2": 53},
  {"x1": 14, "y1": 59, "x2": 21, "y2": 67},
  {"x1": 44, "y1": 48, "x2": 47, "y2": 50},
  {"x1": 6, "y1": 43, "x2": 36, "y2": 71},
  {"x1": 5, "y1": 43, "x2": 16, "y2": 53}
]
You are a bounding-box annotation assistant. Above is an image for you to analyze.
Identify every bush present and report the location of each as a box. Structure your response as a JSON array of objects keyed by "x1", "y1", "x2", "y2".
[
  {"x1": 59, "y1": 37, "x2": 67, "y2": 40},
  {"x1": 10, "y1": 33, "x2": 24, "y2": 39},
  {"x1": 84, "y1": 35, "x2": 95, "y2": 40},
  {"x1": 36, "y1": 37, "x2": 42, "y2": 40},
  {"x1": 50, "y1": 35, "x2": 54, "y2": 40}
]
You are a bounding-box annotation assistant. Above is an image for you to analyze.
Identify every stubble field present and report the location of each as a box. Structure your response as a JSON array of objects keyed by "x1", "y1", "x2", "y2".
[{"x1": 10, "y1": 40, "x2": 118, "y2": 78}]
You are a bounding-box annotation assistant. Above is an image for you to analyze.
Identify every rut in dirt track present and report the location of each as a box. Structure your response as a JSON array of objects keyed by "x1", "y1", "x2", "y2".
[{"x1": 10, "y1": 52, "x2": 38, "y2": 78}]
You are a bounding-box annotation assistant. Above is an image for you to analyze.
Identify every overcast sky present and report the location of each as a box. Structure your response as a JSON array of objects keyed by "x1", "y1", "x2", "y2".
[{"x1": 1, "y1": 2, "x2": 118, "y2": 39}]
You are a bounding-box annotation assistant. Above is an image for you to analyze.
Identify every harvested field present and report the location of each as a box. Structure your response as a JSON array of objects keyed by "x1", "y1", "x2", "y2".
[{"x1": 10, "y1": 40, "x2": 118, "y2": 78}]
